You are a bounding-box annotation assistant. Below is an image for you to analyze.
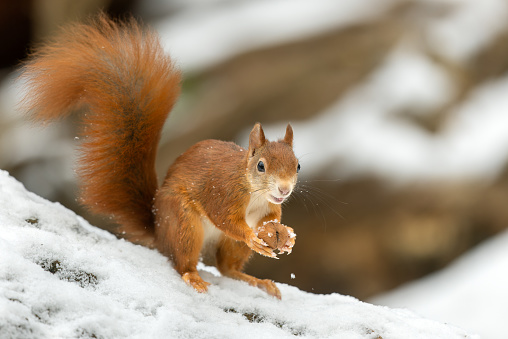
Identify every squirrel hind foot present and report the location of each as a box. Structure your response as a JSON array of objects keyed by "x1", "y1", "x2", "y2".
[
  {"x1": 248, "y1": 278, "x2": 281, "y2": 300},
  {"x1": 182, "y1": 271, "x2": 210, "y2": 293},
  {"x1": 221, "y1": 270, "x2": 282, "y2": 299}
]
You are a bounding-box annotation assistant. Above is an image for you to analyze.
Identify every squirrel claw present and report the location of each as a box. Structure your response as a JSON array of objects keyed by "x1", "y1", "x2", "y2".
[
  {"x1": 283, "y1": 226, "x2": 296, "y2": 250},
  {"x1": 248, "y1": 233, "x2": 278, "y2": 259},
  {"x1": 182, "y1": 272, "x2": 210, "y2": 293},
  {"x1": 279, "y1": 245, "x2": 292, "y2": 255}
]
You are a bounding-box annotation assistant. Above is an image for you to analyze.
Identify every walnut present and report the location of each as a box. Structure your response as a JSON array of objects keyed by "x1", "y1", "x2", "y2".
[{"x1": 256, "y1": 220, "x2": 291, "y2": 250}]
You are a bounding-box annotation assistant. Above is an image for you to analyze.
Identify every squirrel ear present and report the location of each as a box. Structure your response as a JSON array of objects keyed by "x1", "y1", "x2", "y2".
[
  {"x1": 283, "y1": 123, "x2": 293, "y2": 147},
  {"x1": 249, "y1": 123, "x2": 266, "y2": 156}
]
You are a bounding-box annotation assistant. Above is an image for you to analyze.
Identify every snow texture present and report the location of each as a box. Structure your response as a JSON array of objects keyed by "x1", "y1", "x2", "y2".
[{"x1": 0, "y1": 170, "x2": 477, "y2": 339}]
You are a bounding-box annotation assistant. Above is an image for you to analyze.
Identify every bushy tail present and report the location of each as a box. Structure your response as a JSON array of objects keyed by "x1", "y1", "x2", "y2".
[{"x1": 19, "y1": 14, "x2": 181, "y2": 246}]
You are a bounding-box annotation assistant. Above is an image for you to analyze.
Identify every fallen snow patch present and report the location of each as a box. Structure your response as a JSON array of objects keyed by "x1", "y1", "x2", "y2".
[{"x1": 0, "y1": 170, "x2": 476, "y2": 338}]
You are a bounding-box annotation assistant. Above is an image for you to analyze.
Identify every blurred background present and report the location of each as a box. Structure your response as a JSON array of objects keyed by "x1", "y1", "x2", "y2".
[{"x1": 1, "y1": 0, "x2": 508, "y2": 337}]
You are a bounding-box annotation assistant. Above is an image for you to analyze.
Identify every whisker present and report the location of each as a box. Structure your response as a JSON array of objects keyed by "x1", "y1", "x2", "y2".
[
  {"x1": 291, "y1": 188, "x2": 329, "y2": 229},
  {"x1": 301, "y1": 185, "x2": 346, "y2": 218},
  {"x1": 298, "y1": 178, "x2": 343, "y2": 184},
  {"x1": 297, "y1": 183, "x2": 348, "y2": 207},
  {"x1": 288, "y1": 189, "x2": 314, "y2": 216},
  {"x1": 287, "y1": 179, "x2": 348, "y2": 229},
  {"x1": 249, "y1": 187, "x2": 270, "y2": 206}
]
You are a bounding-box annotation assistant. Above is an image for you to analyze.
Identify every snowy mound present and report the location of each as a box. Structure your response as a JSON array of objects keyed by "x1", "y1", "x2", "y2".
[{"x1": 0, "y1": 170, "x2": 477, "y2": 339}]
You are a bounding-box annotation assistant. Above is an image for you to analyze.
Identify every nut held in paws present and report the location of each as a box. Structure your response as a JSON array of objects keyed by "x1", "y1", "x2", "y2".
[{"x1": 256, "y1": 221, "x2": 290, "y2": 250}]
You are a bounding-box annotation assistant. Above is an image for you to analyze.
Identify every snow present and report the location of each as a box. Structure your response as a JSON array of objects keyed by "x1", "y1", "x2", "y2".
[
  {"x1": 422, "y1": 0, "x2": 508, "y2": 62},
  {"x1": 154, "y1": 0, "x2": 397, "y2": 71},
  {"x1": 6, "y1": 0, "x2": 508, "y2": 188},
  {"x1": 0, "y1": 73, "x2": 76, "y2": 199},
  {"x1": 151, "y1": 0, "x2": 508, "y2": 71},
  {"x1": 0, "y1": 169, "x2": 476, "y2": 338},
  {"x1": 260, "y1": 43, "x2": 508, "y2": 183},
  {"x1": 372, "y1": 229, "x2": 508, "y2": 339},
  {"x1": 3, "y1": 1, "x2": 508, "y2": 333},
  {"x1": 146, "y1": 0, "x2": 508, "y2": 184}
]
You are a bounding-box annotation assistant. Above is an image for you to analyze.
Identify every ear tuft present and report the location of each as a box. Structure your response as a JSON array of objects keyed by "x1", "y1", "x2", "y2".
[
  {"x1": 283, "y1": 123, "x2": 293, "y2": 147},
  {"x1": 249, "y1": 123, "x2": 266, "y2": 156}
]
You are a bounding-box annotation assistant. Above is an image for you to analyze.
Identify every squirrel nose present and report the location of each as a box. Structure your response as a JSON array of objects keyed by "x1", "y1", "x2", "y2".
[{"x1": 278, "y1": 186, "x2": 291, "y2": 197}]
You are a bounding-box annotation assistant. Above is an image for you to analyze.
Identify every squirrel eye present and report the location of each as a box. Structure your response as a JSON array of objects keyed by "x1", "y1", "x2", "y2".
[
  {"x1": 257, "y1": 161, "x2": 265, "y2": 172},
  {"x1": 297, "y1": 163, "x2": 301, "y2": 173}
]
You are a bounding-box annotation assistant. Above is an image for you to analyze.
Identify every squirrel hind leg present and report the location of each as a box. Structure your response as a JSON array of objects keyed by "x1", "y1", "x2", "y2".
[
  {"x1": 216, "y1": 237, "x2": 281, "y2": 299},
  {"x1": 153, "y1": 192, "x2": 209, "y2": 292}
]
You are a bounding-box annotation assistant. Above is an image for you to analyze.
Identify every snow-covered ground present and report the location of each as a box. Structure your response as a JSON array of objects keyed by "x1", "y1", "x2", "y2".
[
  {"x1": 0, "y1": 170, "x2": 477, "y2": 338},
  {"x1": 2, "y1": 1, "x2": 508, "y2": 336},
  {"x1": 372, "y1": 229, "x2": 508, "y2": 339}
]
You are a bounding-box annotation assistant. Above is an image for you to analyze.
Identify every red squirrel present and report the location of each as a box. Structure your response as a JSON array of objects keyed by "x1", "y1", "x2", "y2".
[{"x1": 19, "y1": 14, "x2": 299, "y2": 299}]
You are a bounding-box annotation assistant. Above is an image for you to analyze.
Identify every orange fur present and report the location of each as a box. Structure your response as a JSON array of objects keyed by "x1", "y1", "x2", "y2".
[
  {"x1": 19, "y1": 14, "x2": 181, "y2": 245},
  {"x1": 19, "y1": 14, "x2": 299, "y2": 298}
]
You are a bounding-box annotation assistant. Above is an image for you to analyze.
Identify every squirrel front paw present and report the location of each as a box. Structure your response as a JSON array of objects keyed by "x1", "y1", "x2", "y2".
[
  {"x1": 280, "y1": 225, "x2": 296, "y2": 254},
  {"x1": 247, "y1": 232, "x2": 278, "y2": 259},
  {"x1": 256, "y1": 221, "x2": 296, "y2": 254}
]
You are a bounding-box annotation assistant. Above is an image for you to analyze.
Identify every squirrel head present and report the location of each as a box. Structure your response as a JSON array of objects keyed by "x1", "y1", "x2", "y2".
[{"x1": 246, "y1": 123, "x2": 299, "y2": 205}]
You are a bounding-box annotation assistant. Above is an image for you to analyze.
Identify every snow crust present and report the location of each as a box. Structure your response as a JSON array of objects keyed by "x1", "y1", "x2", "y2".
[{"x1": 0, "y1": 170, "x2": 476, "y2": 338}]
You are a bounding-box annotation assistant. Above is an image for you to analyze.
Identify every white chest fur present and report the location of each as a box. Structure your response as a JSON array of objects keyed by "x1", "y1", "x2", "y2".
[
  {"x1": 245, "y1": 194, "x2": 271, "y2": 229},
  {"x1": 199, "y1": 195, "x2": 270, "y2": 259},
  {"x1": 202, "y1": 217, "x2": 222, "y2": 244},
  {"x1": 201, "y1": 216, "x2": 223, "y2": 260}
]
